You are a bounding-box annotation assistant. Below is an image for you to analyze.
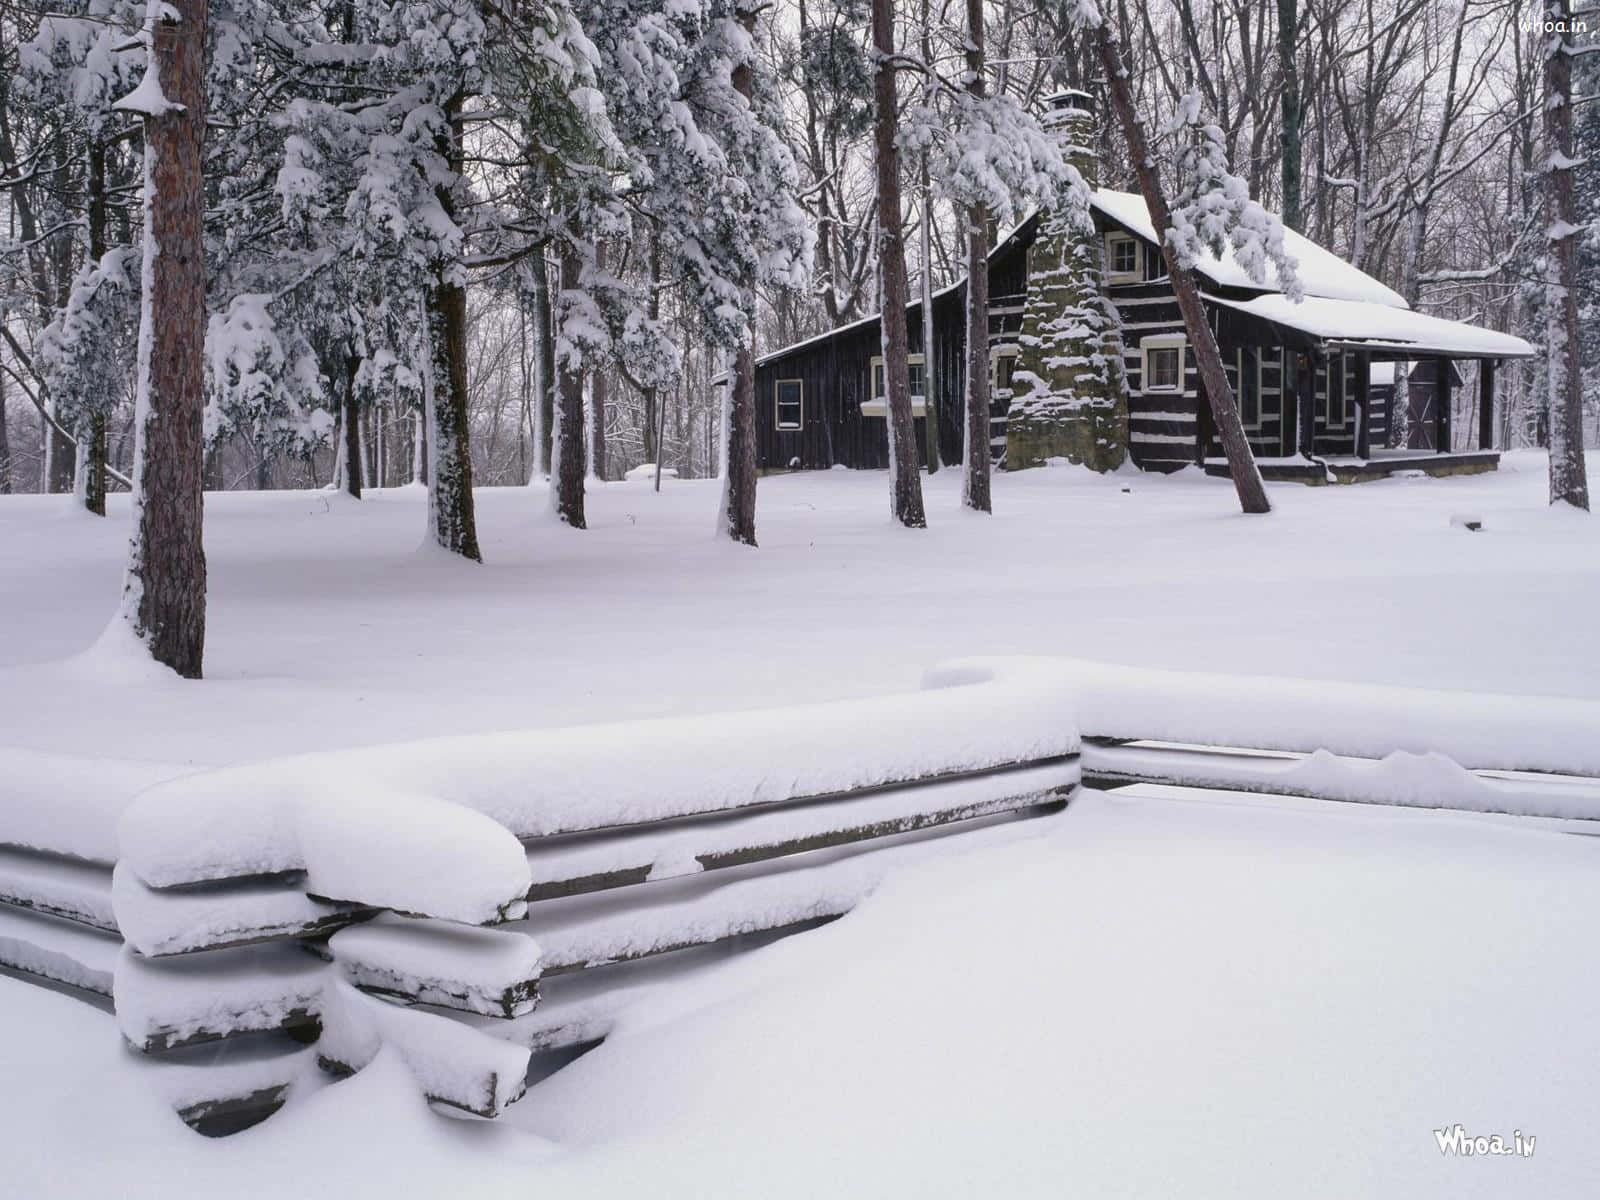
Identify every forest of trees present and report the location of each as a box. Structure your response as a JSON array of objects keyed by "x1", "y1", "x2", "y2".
[{"x1": 0, "y1": 0, "x2": 1595, "y2": 672}]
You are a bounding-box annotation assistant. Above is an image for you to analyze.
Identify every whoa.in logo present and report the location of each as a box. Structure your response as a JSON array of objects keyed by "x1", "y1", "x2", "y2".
[{"x1": 1434, "y1": 1124, "x2": 1537, "y2": 1158}]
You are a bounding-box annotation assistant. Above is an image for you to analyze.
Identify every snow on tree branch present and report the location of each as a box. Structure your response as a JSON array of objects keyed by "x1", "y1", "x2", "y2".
[{"x1": 1162, "y1": 90, "x2": 1304, "y2": 302}]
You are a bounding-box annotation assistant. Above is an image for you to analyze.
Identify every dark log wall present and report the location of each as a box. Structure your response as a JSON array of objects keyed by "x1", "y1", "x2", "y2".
[
  {"x1": 753, "y1": 221, "x2": 1035, "y2": 471},
  {"x1": 751, "y1": 208, "x2": 1398, "y2": 474}
]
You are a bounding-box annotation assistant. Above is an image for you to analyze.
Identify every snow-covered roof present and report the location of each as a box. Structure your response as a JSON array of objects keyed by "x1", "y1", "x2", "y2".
[
  {"x1": 1205, "y1": 293, "x2": 1536, "y2": 359},
  {"x1": 1091, "y1": 189, "x2": 1409, "y2": 308}
]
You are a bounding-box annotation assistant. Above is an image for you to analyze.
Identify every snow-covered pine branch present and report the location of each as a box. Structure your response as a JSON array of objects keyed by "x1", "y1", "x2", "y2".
[{"x1": 1161, "y1": 90, "x2": 1304, "y2": 303}]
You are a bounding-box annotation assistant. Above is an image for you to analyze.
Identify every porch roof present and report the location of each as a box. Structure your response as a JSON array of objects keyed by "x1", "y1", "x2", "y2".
[{"x1": 1203, "y1": 292, "x2": 1535, "y2": 360}]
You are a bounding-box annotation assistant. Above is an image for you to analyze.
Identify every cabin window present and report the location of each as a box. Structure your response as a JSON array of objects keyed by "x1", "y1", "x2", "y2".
[
  {"x1": 871, "y1": 354, "x2": 926, "y2": 402},
  {"x1": 1140, "y1": 335, "x2": 1186, "y2": 393},
  {"x1": 991, "y1": 345, "x2": 1020, "y2": 396},
  {"x1": 775, "y1": 379, "x2": 803, "y2": 430},
  {"x1": 1106, "y1": 235, "x2": 1141, "y2": 281},
  {"x1": 1236, "y1": 348, "x2": 1262, "y2": 428}
]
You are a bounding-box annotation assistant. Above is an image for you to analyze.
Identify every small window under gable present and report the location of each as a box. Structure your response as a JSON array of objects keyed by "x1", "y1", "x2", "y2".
[
  {"x1": 1141, "y1": 334, "x2": 1186, "y2": 393},
  {"x1": 1106, "y1": 234, "x2": 1142, "y2": 282},
  {"x1": 775, "y1": 378, "x2": 803, "y2": 430}
]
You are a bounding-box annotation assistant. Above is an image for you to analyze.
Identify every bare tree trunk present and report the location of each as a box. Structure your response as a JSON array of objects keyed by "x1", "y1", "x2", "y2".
[
  {"x1": 1277, "y1": 0, "x2": 1301, "y2": 231},
  {"x1": 1544, "y1": 0, "x2": 1589, "y2": 510},
  {"x1": 79, "y1": 138, "x2": 109, "y2": 515},
  {"x1": 554, "y1": 243, "x2": 587, "y2": 528},
  {"x1": 119, "y1": 0, "x2": 209, "y2": 677},
  {"x1": 644, "y1": 233, "x2": 662, "y2": 467},
  {"x1": 589, "y1": 241, "x2": 608, "y2": 481},
  {"x1": 341, "y1": 354, "x2": 362, "y2": 499},
  {"x1": 718, "y1": 2, "x2": 761, "y2": 545},
  {"x1": 918, "y1": 0, "x2": 939, "y2": 475},
  {"x1": 871, "y1": 0, "x2": 928, "y2": 528},
  {"x1": 424, "y1": 92, "x2": 481, "y2": 559},
  {"x1": 0, "y1": 357, "x2": 11, "y2": 494},
  {"x1": 1095, "y1": 20, "x2": 1270, "y2": 514},
  {"x1": 961, "y1": 0, "x2": 991, "y2": 512},
  {"x1": 531, "y1": 249, "x2": 556, "y2": 478}
]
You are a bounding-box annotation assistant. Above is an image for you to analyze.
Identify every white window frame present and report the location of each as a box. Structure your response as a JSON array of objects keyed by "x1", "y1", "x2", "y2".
[
  {"x1": 990, "y1": 344, "x2": 1021, "y2": 396},
  {"x1": 775, "y1": 378, "x2": 804, "y2": 430},
  {"x1": 863, "y1": 354, "x2": 928, "y2": 417},
  {"x1": 1105, "y1": 234, "x2": 1143, "y2": 283},
  {"x1": 1140, "y1": 333, "x2": 1187, "y2": 395}
]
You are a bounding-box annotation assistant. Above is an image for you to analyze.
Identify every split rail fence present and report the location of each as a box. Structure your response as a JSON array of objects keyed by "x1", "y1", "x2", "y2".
[{"x1": 1, "y1": 659, "x2": 1596, "y2": 1134}]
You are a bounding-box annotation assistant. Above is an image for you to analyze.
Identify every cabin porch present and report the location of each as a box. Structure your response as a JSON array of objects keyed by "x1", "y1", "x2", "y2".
[{"x1": 1191, "y1": 291, "x2": 1535, "y2": 486}]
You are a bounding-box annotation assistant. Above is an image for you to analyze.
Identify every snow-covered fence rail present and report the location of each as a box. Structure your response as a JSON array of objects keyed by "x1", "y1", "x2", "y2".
[
  {"x1": 2, "y1": 659, "x2": 1595, "y2": 1136},
  {"x1": 0, "y1": 670, "x2": 1082, "y2": 1133}
]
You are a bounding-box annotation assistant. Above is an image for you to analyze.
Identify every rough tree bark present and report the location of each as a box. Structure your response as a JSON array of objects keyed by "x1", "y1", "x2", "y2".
[
  {"x1": 1544, "y1": 0, "x2": 1590, "y2": 509},
  {"x1": 871, "y1": 0, "x2": 928, "y2": 528},
  {"x1": 961, "y1": 0, "x2": 991, "y2": 512},
  {"x1": 1094, "y1": 20, "x2": 1271, "y2": 514},
  {"x1": 553, "y1": 242, "x2": 587, "y2": 528},
  {"x1": 530, "y1": 249, "x2": 555, "y2": 478},
  {"x1": 79, "y1": 138, "x2": 109, "y2": 515},
  {"x1": 718, "y1": 1, "x2": 761, "y2": 545},
  {"x1": 0, "y1": 343, "x2": 11, "y2": 494},
  {"x1": 1276, "y1": 0, "x2": 1302, "y2": 232},
  {"x1": 423, "y1": 91, "x2": 481, "y2": 559},
  {"x1": 589, "y1": 241, "x2": 608, "y2": 481},
  {"x1": 341, "y1": 354, "x2": 362, "y2": 498},
  {"x1": 117, "y1": 0, "x2": 209, "y2": 676},
  {"x1": 918, "y1": 0, "x2": 939, "y2": 475},
  {"x1": 644, "y1": 232, "x2": 662, "y2": 467}
]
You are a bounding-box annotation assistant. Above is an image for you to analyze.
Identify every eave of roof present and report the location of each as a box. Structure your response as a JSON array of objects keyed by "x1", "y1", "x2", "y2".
[{"x1": 1205, "y1": 292, "x2": 1535, "y2": 360}]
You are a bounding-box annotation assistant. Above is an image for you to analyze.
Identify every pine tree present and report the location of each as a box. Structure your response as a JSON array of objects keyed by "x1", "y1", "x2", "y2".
[
  {"x1": 870, "y1": 0, "x2": 926, "y2": 528},
  {"x1": 1543, "y1": 0, "x2": 1589, "y2": 509},
  {"x1": 113, "y1": 0, "x2": 209, "y2": 677}
]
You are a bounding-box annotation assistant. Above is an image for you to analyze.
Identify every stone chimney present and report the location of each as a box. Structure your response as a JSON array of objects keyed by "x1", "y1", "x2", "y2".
[{"x1": 1005, "y1": 90, "x2": 1130, "y2": 473}]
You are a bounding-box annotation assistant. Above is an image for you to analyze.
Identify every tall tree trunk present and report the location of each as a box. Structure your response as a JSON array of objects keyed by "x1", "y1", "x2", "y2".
[
  {"x1": 78, "y1": 138, "x2": 109, "y2": 515},
  {"x1": 644, "y1": 232, "x2": 662, "y2": 468},
  {"x1": 719, "y1": 1, "x2": 762, "y2": 545},
  {"x1": 531, "y1": 249, "x2": 556, "y2": 478},
  {"x1": 918, "y1": 0, "x2": 939, "y2": 475},
  {"x1": 118, "y1": 0, "x2": 209, "y2": 677},
  {"x1": 424, "y1": 92, "x2": 481, "y2": 559},
  {"x1": 1276, "y1": 0, "x2": 1301, "y2": 231},
  {"x1": 589, "y1": 241, "x2": 608, "y2": 481},
  {"x1": 553, "y1": 243, "x2": 587, "y2": 527},
  {"x1": 0, "y1": 357, "x2": 11, "y2": 494},
  {"x1": 342, "y1": 354, "x2": 362, "y2": 499},
  {"x1": 1545, "y1": 0, "x2": 1590, "y2": 509},
  {"x1": 871, "y1": 0, "x2": 928, "y2": 528},
  {"x1": 45, "y1": 399, "x2": 73, "y2": 493},
  {"x1": 961, "y1": 0, "x2": 991, "y2": 511},
  {"x1": 1094, "y1": 20, "x2": 1271, "y2": 514}
]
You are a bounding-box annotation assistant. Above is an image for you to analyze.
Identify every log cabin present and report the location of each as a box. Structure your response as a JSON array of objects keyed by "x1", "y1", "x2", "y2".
[{"x1": 728, "y1": 92, "x2": 1534, "y2": 485}]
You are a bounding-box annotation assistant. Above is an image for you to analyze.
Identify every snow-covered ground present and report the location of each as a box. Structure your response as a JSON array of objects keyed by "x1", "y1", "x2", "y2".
[{"x1": 3, "y1": 454, "x2": 1598, "y2": 1196}]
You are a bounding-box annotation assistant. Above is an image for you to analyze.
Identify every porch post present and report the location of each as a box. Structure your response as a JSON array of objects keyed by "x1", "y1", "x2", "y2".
[
  {"x1": 1355, "y1": 351, "x2": 1372, "y2": 459},
  {"x1": 1435, "y1": 356, "x2": 1452, "y2": 453},
  {"x1": 1478, "y1": 359, "x2": 1496, "y2": 450}
]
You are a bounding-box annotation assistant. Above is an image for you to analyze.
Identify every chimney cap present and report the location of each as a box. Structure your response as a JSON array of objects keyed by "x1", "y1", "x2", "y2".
[{"x1": 1044, "y1": 89, "x2": 1094, "y2": 114}]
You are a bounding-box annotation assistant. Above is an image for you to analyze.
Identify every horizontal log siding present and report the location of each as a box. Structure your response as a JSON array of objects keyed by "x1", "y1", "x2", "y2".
[{"x1": 1112, "y1": 285, "x2": 1195, "y2": 472}]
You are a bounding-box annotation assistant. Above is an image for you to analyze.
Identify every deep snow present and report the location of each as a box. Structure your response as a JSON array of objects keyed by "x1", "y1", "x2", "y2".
[
  {"x1": 5, "y1": 790, "x2": 1598, "y2": 1197},
  {"x1": 3, "y1": 455, "x2": 1599, "y2": 1197},
  {"x1": 2, "y1": 452, "x2": 1597, "y2": 773}
]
